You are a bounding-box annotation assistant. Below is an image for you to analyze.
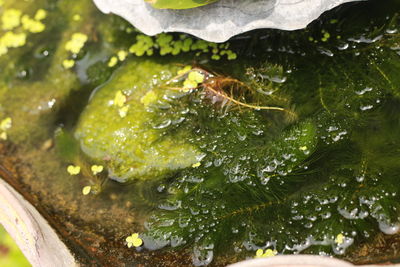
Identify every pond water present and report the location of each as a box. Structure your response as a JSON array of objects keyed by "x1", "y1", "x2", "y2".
[{"x1": 0, "y1": 0, "x2": 400, "y2": 266}]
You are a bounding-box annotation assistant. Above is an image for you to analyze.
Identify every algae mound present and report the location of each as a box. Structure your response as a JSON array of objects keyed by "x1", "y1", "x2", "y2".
[{"x1": 75, "y1": 60, "x2": 204, "y2": 182}]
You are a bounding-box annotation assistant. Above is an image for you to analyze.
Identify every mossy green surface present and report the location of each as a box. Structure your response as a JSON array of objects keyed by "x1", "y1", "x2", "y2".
[{"x1": 75, "y1": 60, "x2": 204, "y2": 182}]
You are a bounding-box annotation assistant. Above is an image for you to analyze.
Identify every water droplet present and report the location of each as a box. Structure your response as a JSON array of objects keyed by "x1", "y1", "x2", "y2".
[
  {"x1": 379, "y1": 221, "x2": 400, "y2": 235},
  {"x1": 360, "y1": 105, "x2": 373, "y2": 111}
]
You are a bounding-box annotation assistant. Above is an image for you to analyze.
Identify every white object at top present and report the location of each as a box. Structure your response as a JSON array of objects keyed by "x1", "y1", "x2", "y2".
[{"x1": 93, "y1": 0, "x2": 360, "y2": 43}]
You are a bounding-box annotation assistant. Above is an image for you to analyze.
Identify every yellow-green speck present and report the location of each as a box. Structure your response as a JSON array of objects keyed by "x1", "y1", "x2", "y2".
[
  {"x1": 255, "y1": 248, "x2": 277, "y2": 258},
  {"x1": 62, "y1": 59, "x2": 75, "y2": 69},
  {"x1": 21, "y1": 15, "x2": 46, "y2": 33},
  {"x1": 335, "y1": 233, "x2": 345, "y2": 244},
  {"x1": 0, "y1": 132, "x2": 7, "y2": 140},
  {"x1": 177, "y1": 65, "x2": 192, "y2": 75},
  {"x1": 108, "y1": 56, "x2": 118, "y2": 68},
  {"x1": 0, "y1": 32, "x2": 26, "y2": 48},
  {"x1": 34, "y1": 9, "x2": 47, "y2": 21},
  {"x1": 91, "y1": 165, "x2": 104, "y2": 175},
  {"x1": 183, "y1": 79, "x2": 198, "y2": 89},
  {"x1": 192, "y1": 162, "x2": 201, "y2": 168},
  {"x1": 113, "y1": 90, "x2": 126, "y2": 107},
  {"x1": 1, "y1": 9, "x2": 22, "y2": 30},
  {"x1": 73, "y1": 14, "x2": 81, "y2": 21},
  {"x1": 0, "y1": 117, "x2": 12, "y2": 131},
  {"x1": 82, "y1": 186, "x2": 92, "y2": 195},
  {"x1": 118, "y1": 106, "x2": 129, "y2": 118},
  {"x1": 67, "y1": 165, "x2": 81, "y2": 175},
  {"x1": 140, "y1": 90, "x2": 157, "y2": 106},
  {"x1": 117, "y1": 50, "x2": 128, "y2": 61},
  {"x1": 65, "y1": 33, "x2": 88, "y2": 54},
  {"x1": 126, "y1": 233, "x2": 143, "y2": 248},
  {"x1": 188, "y1": 71, "x2": 205, "y2": 84}
]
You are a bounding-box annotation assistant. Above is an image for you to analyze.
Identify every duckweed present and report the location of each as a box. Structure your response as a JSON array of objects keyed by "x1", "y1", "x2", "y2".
[
  {"x1": 62, "y1": 59, "x2": 75, "y2": 69},
  {"x1": 335, "y1": 234, "x2": 345, "y2": 245},
  {"x1": 108, "y1": 56, "x2": 118, "y2": 67},
  {"x1": 192, "y1": 162, "x2": 201, "y2": 168},
  {"x1": 255, "y1": 249, "x2": 278, "y2": 258},
  {"x1": 67, "y1": 165, "x2": 81, "y2": 175},
  {"x1": 118, "y1": 106, "x2": 129, "y2": 118},
  {"x1": 128, "y1": 33, "x2": 237, "y2": 60},
  {"x1": 140, "y1": 90, "x2": 157, "y2": 106},
  {"x1": 113, "y1": 90, "x2": 126, "y2": 107},
  {"x1": 34, "y1": 9, "x2": 47, "y2": 21},
  {"x1": 0, "y1": 7, "x2": 48, "y2": 57},
  {"x1": 0, "y1": 117, "x2": 12, "y2": 131},
  {"x1": 91, "y1": 165, "x2": 104, "y2": 175},
  {"x1": 117, "y1": 50, "x2": 128, "y2": 61},
  {"x1": 65, "y1": 33, "x2": 88, "y2": 54},
  {"x1": 82, "y1": 186, "x2": 92, "y2": 195},
  {"x1": 0, "y1": 32, "x2": 26, "y2": 48},
  {"x1": 21, "y1": 15, "x2": 46, "y2": 33},
  {"x1": 0, "y1": 117, "x2": 11, "y2": 140},
  {"x1": 126, "y1": 233, "x2": 143, "y2": 248},
  {"x1": 1, "y1": 9, "x2": 22, "y2": 30}
]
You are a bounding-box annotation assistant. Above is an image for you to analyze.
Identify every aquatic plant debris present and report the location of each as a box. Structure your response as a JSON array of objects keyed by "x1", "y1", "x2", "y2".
[
  {"x1": 128, "y1": 33, "x2": 237, "y2": 60},
  {"x1": 335, "y1": 234, "x2": 345, "y2": 245},
  {"x1": 0, "y1": 117, "x2": 12, "y2": 131},
  {"x1": 82, "y1": 186, "x2": 92, "y2": 195},
  {"x1": 118, "y1": 106, "x2": 129, "y2": 118},
  {"x1": 34, "y1": 9, "x2": 47, "y2": 21},
  {"x1": 62, "y1": 59, "x2": 75, "y2": 69},
  {"x1": 65, "y1": 33, "x2": 88, "y2": 54},
  {"x1": 67, "y1": 165, "x2": 81, "y2": 176},
  {"x1": 192, "y1": 162, "x2": 201, "y2": 168},
  {"x1": 255, "y1": 249, "x2": 278, "y2": 258},
  {"x1": 117, "y1": 50, "x2": 128, "y2": 61},
  {"x1": 21, "y1": 15, "x2": 46, "y2": 33},
  {"x1": 108, "y1": 56, "x2": 118, "y2": 68},
  {"x1": 1, "y1": 9, "x2": 22, "y2": 30},
  {"x1": 140, "y1": 90, "x2": 157, "y2": 106},
  {"x1": 113, "y1": 90, "x2": 126, "y2": 107},
  {"x1": 0, "y1": 7, "x2": 47, "y2": 57},
  {"x1": 126, "y1": 233, "x2": 143, "y2": 248},
  {"x1": 91, "y1": 165, "x2": 104, "y2": 175},
  {"x1": 0, "y1": 117, "x2": 11, "y2": 140}
]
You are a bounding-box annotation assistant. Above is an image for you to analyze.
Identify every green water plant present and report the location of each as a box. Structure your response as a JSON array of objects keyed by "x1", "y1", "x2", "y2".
[
  {"x1": 137, "y1": 9, "x2": 400, "y2": 265},
  {"x1": 74, "y1": 60, "x2": 205, "y2": 182},
  {"x1": 127, "y1": 33, "x2": 237, "y2": 60}
]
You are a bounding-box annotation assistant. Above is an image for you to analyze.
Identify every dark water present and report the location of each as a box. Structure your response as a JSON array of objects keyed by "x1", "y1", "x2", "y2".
[{"x1": 0, "y1": 0, "x2": 400, "y2": 266}]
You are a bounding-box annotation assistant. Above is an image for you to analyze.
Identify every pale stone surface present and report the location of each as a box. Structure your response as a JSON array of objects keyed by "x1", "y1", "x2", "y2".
[
  {"x1": 0, "y1": 179, "x2": 76, "y2": 267},
  {"x1": 93, "y1": 0, "x2": 360, "y2": 42}
]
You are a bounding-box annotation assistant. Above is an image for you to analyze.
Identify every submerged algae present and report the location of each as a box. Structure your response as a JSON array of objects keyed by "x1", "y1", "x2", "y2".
[{"x1": 75, "y1": 60, "x2": 204, "y2": 182}]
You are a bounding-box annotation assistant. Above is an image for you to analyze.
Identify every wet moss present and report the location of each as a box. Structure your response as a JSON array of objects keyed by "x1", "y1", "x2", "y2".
[{"x1": 75, "y1": 60, "x2": 204, "y2": 182}]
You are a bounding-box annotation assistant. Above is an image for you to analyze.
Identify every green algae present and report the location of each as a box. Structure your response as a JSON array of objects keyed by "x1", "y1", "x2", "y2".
[{"x1": 75, "y1": 60, "x2": 204, "y2": 182}]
